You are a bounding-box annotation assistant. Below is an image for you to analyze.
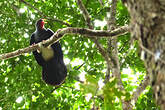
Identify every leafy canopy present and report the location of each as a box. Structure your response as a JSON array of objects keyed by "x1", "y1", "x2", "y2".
[{"x1": 0, "y1": 0, "x2": 158, "y2": 109}]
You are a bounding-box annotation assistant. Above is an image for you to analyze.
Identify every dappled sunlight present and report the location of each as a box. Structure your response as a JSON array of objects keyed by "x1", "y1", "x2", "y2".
[
  {"x1": 94, "y1": 19, "x2": 107, "y2": 28},
  {"x1": 71, "y1": 58, "x2": 84, "y2": 67},
  {"x1": 98, "y1": 79, "x2": 104, "y2": 90},
  {"x1": 0, "y1": 0, "x2": 157, "y2": 109},
  {"x1": 24, "y1": 33, "x2": 29, "y2": 38},
  {"x1": 79, "y1": 71, "x2": 86, "y2": 82},
  {"x1": 16, "y1": 96, "x2": 23, "y2": 103},
  {"x1": 64, "y1": 58, "x2": 70, "y2": 65},
  {"x1": 122, "y1": 68, "x2": 143, "y2": 90},
  {"x1": 19, "y1": 6, "x2": 27, "y2": 13},
  {"x1": 74, "y1": 82, "x2": 80, "y2": 90},
  {"x1": 85, "y1": 93, "x2": 92, "y2": 102}
]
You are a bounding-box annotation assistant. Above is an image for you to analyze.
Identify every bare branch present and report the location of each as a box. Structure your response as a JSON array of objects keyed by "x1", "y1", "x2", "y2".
[
  {"x1": 104, "y1": 0, "x2": 118, "y2": 84},
  {"x1": 105, "y1": 0, "x2": 119, "y2": 84},
  {"x1": 0, "y1": 43, "x2": 40, "y2": 60},
  {"x1": 106, "y1": 0, "x2": 117, "y2": 30},
  {"x1": 105, "y1": 0, "x2": 130, "y2": 109},
  {"x1": 76, "y1": 0, "x2": 110, "y2": 62},
  {"x1": 93, "y1": 38, "x2": 111, "y2": 63},
  {"x1": 37, "y1": 25, "x2": 130, "y2": 47},
  {"x1": 77, "y1": 0, "x2": 93, "y2": 29},
  {"x1": 132, "y1": 74, "x2": 150, "y2": 103},
  {"x1": 19, "y1": 0, "x2": 71, "y2": 27},
  {"x1": 0, "y1": 26, "x2": 129, "y2": 60},
  {"x1": 98, "y1": 0, "x2": 104, "y2": 6},
  {"x1": 76, "y1": 0, "x2": 113, "y2": 82}
]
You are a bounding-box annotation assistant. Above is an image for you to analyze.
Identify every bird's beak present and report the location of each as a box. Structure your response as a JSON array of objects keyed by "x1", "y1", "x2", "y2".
[{"x1": 42, "y1": 19, "x2": 47, "y2": 23}]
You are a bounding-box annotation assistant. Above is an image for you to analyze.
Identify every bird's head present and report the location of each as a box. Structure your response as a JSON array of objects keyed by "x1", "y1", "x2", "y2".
[{"x1": 36, "y1": 19, "x2": 47, "y2": 30}]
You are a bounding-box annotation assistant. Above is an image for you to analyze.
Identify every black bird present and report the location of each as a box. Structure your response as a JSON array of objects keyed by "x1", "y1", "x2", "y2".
[{"x1": 30, "y1": 19, "x2": 67, "y2": 86}]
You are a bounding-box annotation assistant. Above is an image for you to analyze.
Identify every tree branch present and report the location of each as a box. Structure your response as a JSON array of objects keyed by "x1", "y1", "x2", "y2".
[
  {"x1": 76, "y1": 0, "x2": 108, "y2": 59},
  {"x1": 77, "y1": 0, "x2": 93, "y2": 29},
  {"x1": 131, "y1": 74, "x2": 150, "y2": 103},
  {"x1": 105, "y1": 0, "x2": 130, "y2": 109},
  {"x1": 19, "y1": 0, "x2": 71, "y2": 27},
  {"x1": 76, "y1": 0, "x2": 109, "y2": 60},
  {"x1": 105, "y1": 0, "x2": 118, "y2": 84},
  {"x1": 44, "y1": 26, "x2": 129, "y2": 47},
  {"x1": 76, "y1": 0, "x2": 113, "y2": 85},
  {"x1": 0, "y1": 26, "x2": 129, "y2": 60},
  {"x1": 0, "y1": 44, "x2": 40, "y2": 60}
]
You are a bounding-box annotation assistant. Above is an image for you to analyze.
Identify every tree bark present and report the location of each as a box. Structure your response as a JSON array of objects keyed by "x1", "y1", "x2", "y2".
[{"x1": 123, "y1": 0, "x2": 165, "y2": 109}]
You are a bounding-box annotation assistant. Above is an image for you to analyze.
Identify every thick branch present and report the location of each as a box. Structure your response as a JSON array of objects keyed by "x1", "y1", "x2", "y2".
[
  {"x1": 105, "y1": 0, "x2": 118, "y2": 84},
  {"x1": 0, "y1": 26, "x2": 129, "y2": 60},
  {"x1": 105, "y1": 0, "x2": 129, "y2": 109},
  {"x1": 19, "y1": 0, "x2": 71, "y2": 27},
  {"x1": 105, "y1": 0, "x2": 124, "y2": 90},
  {"x1": 0, "y1": 44, "x2": 40, "y2": 60},
  {"x1": 44, "y1": 26, "x2": 129, "y2": 47}
]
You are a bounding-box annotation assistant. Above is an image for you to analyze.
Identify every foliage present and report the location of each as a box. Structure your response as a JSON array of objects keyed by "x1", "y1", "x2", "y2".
[
  {"x1": 135, "y1": 87, "x2": 159, "y2": 110},
  {"x1": 0, "y1": 0, "x2": 158, "y2": 109}
]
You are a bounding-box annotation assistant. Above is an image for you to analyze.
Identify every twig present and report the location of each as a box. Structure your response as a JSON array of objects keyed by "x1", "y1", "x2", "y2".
[
  {"x1": 19, "y1": 0, "x2": 71, "y2": 27},
  {"x1": 0, "y1": 26, "x2": 129, "y2": 60},
  {"x1": 76, "y1": 63, "x2": 85, "y2": 70}
]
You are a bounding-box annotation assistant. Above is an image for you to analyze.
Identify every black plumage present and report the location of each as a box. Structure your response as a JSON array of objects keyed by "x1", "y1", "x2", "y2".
[{"x1": 30, "y1": 19, "x2": 67, "y2": 86}]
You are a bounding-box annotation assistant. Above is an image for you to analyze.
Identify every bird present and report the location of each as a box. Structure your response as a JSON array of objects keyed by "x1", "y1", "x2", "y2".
[{"x1": 30, "y1": 19, "x2": 67, "y2": 86}]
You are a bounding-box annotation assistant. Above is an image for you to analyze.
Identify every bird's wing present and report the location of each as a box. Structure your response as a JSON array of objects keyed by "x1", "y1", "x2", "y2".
[
  {"x1": 47, "y1": 29, "x2": 64, "y2": 59},
  {"x1": 30, "y1": 33, "x2": 46, "y2": 66},
  {"x1": 47, "y1": 28, "x2": 54, "y2": 36},
  {"x1": 30, "y1": 33, "x2": 35, "y2": 45}
]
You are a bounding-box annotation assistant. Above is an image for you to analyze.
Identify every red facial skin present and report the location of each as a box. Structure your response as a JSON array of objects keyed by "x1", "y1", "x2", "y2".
[{"x1": 40, "y1": 20, "x2": 44, "y2": 28}]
